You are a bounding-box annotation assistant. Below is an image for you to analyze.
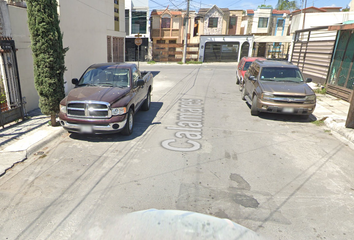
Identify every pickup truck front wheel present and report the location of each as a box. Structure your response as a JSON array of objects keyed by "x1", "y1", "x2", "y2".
[
  {"x1": 122, "y1": 108, "x2": 134, "y2": 135},
  {"x1": 141, "y1": 91, "x2": 151, "y2": 111}
]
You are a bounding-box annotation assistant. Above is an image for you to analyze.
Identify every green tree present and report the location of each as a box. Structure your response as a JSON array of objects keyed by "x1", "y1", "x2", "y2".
[
  {"x1": 27, "y1": 0, "x2": 68, "y2": 126},
  {"x1": 258, "y1": 4, "x2": 272, "y2": 8},
  {"x1": 276, "y1": 0, "x2": 298, "y2": 10}
]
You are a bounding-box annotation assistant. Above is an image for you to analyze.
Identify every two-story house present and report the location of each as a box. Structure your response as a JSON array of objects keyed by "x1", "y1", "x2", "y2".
[
  {"x1": 245, "y1": 7, "x2": 291, "y2": 59},
  {"x1": 197, "y1": 5, "x2": 252, "y2": 62},
  {"x1": 125, "y1": 0, "x2": 149, "y2": 61},
  {"x1": 150, "y1": 7, "x2": 200, "y2": 62}
]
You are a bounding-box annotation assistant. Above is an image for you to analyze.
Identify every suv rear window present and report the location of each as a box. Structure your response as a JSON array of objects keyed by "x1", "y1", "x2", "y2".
[
  {"x1": 260, "y1": 67, "x2": 304, "y2": 82},
  {"x1": 243, "y1": 62, "x2": 252, "y2": 70}
]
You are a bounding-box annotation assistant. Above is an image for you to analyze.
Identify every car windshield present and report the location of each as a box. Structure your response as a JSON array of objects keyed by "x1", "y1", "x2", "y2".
[
  {"x1": 243, "y1": 61, "x2": 252, "y2": 71},
  {"x1": 260, "y1": 67, "x2": 304, "y2": 82},
  {"x1": 78, "y1": 66, "x2": 130, "y2": 88}
]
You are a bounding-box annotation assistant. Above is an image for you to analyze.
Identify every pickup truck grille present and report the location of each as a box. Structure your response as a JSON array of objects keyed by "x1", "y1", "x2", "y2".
[
  {"x1": 67, "y1": 101, "x2": 111, "y2": 119},
  {"x1": 272, "y1": 95, "x2": 306, "y2": 103}
]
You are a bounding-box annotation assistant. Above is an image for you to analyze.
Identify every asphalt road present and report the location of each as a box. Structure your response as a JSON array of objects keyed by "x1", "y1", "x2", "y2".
[{"x1": 1, "y1": 63, "x2": 354, "y2": 239}]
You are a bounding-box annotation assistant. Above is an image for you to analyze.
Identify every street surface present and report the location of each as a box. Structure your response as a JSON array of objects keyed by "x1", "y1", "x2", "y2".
[{"x1": 1, "y1": 63, "x2": 354, "y2": 239}]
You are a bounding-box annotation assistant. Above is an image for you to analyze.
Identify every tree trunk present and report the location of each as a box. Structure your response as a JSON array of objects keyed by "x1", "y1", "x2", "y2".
[{"x1": 51, "y1": 114, "x2": 57, "y2": 127}]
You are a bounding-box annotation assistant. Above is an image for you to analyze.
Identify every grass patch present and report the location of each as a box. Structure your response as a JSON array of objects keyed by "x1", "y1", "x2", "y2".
[
  {"x1": 312, "y1": 117, "x2": 328, "y2": 126},
  {"x1": 186, "y1": 60, "x2": 202, "y2": 64},
  {"x1": 177, "y1": 60, "x2": 202, "y2": 64},
  {"x1": 314, "y1": 87, "x2": 327, "y2": 94},
  {"x1": 312, "y1": 120, "x2": 325, "y2": 126},
  {"x1": 147, "y1": 60, "x2": 156, "y2": 64}
]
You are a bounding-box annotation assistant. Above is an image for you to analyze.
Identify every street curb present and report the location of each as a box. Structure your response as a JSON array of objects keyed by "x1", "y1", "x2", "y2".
[
  {"x1": 26, "y1": 127, "x2": 65, "y2": 158},
  {"x1": 324, "y1": 117, "x2": 354, "y2": 144}
]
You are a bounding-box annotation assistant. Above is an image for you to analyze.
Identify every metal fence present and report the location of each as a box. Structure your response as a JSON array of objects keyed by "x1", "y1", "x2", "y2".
[{"x1": 0, "y1": 38, "x2": 24, "y2": 128}]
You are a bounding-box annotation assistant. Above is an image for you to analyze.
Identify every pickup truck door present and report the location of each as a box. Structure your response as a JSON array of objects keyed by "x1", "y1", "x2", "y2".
[{"x1": 132, "y1": 67, "x2": 145, "y2": 108}]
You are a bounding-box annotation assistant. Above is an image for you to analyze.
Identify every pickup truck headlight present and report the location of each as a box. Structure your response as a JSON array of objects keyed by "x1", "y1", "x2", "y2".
[
  {"x1": 60, "y1": 104, "x2": 67, "y2": 114},
  {"x1": 261, "y1": 92, "x2": 275, "y2": 100},
  {"x1": 304, "y1": 95, "x2": 316, "y2": 104},
  {"x1": 111, "y1": 107, "x2": 126, "y2": 116}
]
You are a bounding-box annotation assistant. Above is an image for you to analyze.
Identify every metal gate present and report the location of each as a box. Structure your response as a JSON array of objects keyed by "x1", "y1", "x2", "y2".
[{"x1": 0, "y1": 38, "x2": 24, "y2": 128}]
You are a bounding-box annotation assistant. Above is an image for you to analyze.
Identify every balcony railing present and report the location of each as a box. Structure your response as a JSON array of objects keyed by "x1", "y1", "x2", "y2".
[{"x1": 152, "y1": 29, "x2": 180, "y2": 38}]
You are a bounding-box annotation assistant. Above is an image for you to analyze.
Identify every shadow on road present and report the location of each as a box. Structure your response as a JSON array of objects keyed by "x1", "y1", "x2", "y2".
[
  {"x1": 245, "y1": 102, "x2": 316, "y2": 123},
  {"x1": 69, "y1": 102, "x2": 163, "y2": 142}
]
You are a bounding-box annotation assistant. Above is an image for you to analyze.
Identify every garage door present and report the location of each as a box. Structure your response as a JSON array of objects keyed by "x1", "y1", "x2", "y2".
[{"x1": 204, "y1": 42, "x2": 239, "y2": 62}]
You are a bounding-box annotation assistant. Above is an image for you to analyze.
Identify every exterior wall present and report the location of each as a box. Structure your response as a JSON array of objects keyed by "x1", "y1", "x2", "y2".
[
  {"x1": 150, "y1": 11, "x2": 184, "y2": 44},
  {"x1": 271, "y1": 15, "x2": 290, "y2": 36},
  {"x1": 8, "y1": 5, "x2": 38, "y2": 112},
  {"x1": 229, "y1": 10, "x2": 243, "y2": 35},
  {"x1": 0, "y1": 1, "x2": 12, "y2": 37},
  {"x1": 3, "y1": 0, "x2": 126, "y2": 112},
  {"x1": 189, "y1": 13, "x2": 199, "y2": 44},
  {"x1": 203, "y1": 8, "x2": 223, "y2": 35},
  {"x1": 198, "y1": 35, "x2": 254, "y2": 62},
  {"x1": 58, "y1": 0, "x2": 126, "y2": 93},
  {"x1": 290, "y1": 11, "x2": 354, "y2": 34},
  {"x1": 251, "y1": 8, "x2": 272, "y2": 34}
]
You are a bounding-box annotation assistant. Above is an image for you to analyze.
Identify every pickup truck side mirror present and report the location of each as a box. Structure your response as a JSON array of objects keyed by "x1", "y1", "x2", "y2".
[
  {"x1": 249, "y1": 76, "x2": 256, "y2": 81},
  {"x1": 137, "y1": 79, "x2": 145, "y2": 87},
  {"x1": 306, "y1": 78, "x2": 312, "y2": 83},
  {"x1": 72, "y1": 78, "x2": 79, "y2": 85}
]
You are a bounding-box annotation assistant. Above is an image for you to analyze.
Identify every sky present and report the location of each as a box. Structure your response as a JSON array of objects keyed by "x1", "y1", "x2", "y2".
[{"x1": 149, "y1": 0, "x2": 352, "y2": 11}]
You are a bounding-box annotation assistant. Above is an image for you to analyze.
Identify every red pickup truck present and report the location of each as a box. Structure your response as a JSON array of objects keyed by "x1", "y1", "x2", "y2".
[{"x1": 58, "y1": 63, "x2": 153, "y2": 135}]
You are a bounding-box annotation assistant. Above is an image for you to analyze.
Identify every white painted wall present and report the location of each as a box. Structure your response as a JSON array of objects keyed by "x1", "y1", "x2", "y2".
[
  {"x1": 290, "y1": 11, "x2": 354, "y2": 33},
  {"x1": 4, "y1": 0, "x2": 126, "y2": 111},
  {"x1": 58, "y1": 0, "x2": 126, "y2": 93}
]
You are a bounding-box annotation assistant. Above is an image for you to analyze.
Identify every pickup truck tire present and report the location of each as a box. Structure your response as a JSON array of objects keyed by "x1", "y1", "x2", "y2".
[
  {"x1": 141, "y1": 91, "x2": 151, "y2": 111},
  {"x1": 121, "y1": 108, "x2": 134, "y2": 135},
  {"x1": 251, "y1": 95, "x2": 259, "y2": 116}
]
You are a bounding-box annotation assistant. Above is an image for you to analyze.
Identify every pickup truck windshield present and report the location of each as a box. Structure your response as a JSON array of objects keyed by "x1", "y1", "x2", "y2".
[
  {"x1": 260, "y1": 67, "x2": 304, "y2": 83},
  {"x1": 78, "y1": 66, "x2": 130, "y2": 88}
]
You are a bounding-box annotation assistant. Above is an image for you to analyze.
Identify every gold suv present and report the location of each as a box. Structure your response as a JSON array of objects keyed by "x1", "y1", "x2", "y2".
[{"x1": 242, "y1": 60, "x2": 316, "y2": 117}]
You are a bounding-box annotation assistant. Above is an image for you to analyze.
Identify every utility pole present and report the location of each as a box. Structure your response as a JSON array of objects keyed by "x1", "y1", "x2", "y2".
[
  {"x1": 182, "y1": 0, "x2": 190, "y2": 64},
  {"x1": 302, "y1": 0, "x2": 307, "y2": 29}
]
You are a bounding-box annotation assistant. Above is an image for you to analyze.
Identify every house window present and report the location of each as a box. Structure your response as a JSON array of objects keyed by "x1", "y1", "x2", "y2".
[
  {"x1": 258, "y1": 17, "x2": 268, "y2": 28},
  {"x1": 208, "y1": 18, "x2": 218, "y2": 28},
  {"x1": 161, "y1": 17, "x2": 171, "y2": 28},
  {"x1": 277, "y1": 19, "x2": 284, "y2": 28},
  {"x1": 157, "y1": 40, "x2": 165, "y2": 44},
  {"x1": 132, "y1": 11, "x2": 147, "y2": 34}
]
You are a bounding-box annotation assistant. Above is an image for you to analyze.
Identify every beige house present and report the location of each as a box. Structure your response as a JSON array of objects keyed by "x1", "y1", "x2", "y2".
[
  {"x1": 196, "y1": 6, "x2": 243, "y2": 36},
  {"x1": 245, "y1": 7, "x2": 291, "y2": 59},
  {"x1": 0, "y1": 0, "x2": 126, "y2": 113}
]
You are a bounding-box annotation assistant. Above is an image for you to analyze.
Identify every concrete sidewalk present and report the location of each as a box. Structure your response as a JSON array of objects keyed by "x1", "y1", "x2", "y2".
[
  {"x1": 0, "y1": 108, "x2": 64, "y2": 176},
  {"x1": 0, "y1": 94, "x2": 353, "y2": 176}
]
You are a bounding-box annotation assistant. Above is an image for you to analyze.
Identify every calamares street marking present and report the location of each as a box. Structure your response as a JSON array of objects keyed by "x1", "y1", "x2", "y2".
[{"x1": 162, "y1": 98, "x2": 204, "y2": 152}]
